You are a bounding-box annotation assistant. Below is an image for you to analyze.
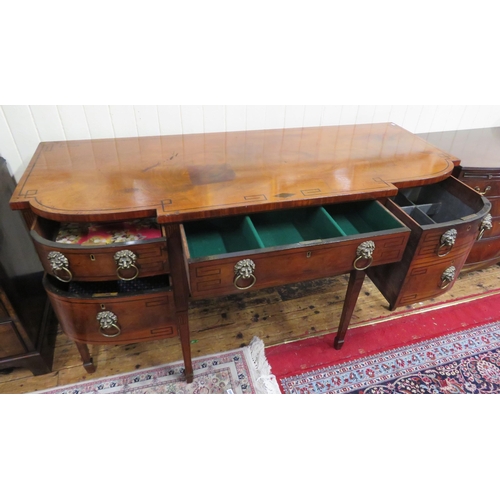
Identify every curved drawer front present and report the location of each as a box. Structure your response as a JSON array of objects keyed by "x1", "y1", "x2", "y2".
[
  {"x1": 31, "y1": 216, "x2": 169, "y2": 282},
  {"x1": 398, "y1": 256, "x2": 466, "y2": 307},
  {"x1": 414, "y1": 224, "x2": 478, "y2": 261},
  {"x1": 181, "y1": 201, "x2": 410, "y2": 299},
  {"x1": 368, "y1": 176, "x2": 491, "y2": 310},
  {"x1": 43, "y1": 275, "x2": 176, "y2": 345}
]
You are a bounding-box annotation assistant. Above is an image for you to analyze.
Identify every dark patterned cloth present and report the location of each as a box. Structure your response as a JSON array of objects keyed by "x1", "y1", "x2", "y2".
[
  {"x1": 360, "y1": 349, "x2": 500, "y2": 394},
  {"x1": 68, "y1": 275, "x2": 170, "y2": 296}
]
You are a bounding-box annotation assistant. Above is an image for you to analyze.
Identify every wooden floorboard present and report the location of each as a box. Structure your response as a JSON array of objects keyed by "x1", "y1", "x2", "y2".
[{"x1": 2, "y1": 266, "x2": 500, "y2": 393}]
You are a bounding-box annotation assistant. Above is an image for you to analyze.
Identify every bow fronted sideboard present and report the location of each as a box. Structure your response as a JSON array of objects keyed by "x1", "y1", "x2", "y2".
[{"x1": 10, "y1": 123, "x2": 490, "y2": 381}]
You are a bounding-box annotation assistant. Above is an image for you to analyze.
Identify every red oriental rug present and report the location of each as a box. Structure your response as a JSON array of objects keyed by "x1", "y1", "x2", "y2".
[{"x1": 266, "y1": 290, "x2": 500, "y2": 394}]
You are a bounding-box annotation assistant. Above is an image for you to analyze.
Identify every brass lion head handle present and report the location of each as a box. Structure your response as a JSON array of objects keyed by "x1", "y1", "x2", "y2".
[
  {"x1": 478, "y1": 214, "x2": 493, "y2": 240},
  {"x1": 437, "y1": 229, "x2": 457, "y2": 257},
  {"x1": 114, "y1": 249, "x2": 139, "y2": 281},
  {"x1": 439, "y1": 265, "x2": 456, "y2": 290},
  {"x1": 353, "y1": 241, "x2": 375, "y2": 271},
  {"x1": 96, "y1": 310, "x2": 121, "y2": 338},
  {"x1": 233, "y1": 259, "x2": 257, "y2": 290},
  {"x1": 47, "y1": 251, "x2": 73, "y2": 282}
]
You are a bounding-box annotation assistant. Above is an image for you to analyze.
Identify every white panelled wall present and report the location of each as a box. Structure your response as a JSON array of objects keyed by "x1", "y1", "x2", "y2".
[{"x1": 1, "y1": 105, "x2": 500, "y2": 182}]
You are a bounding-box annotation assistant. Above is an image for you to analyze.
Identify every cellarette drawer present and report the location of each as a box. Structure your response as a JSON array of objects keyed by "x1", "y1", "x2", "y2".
[
  {"x1": 181, "y1": 201, "x2": 410, "y2": 299},
  {"x1": 31, "y1": 216, "x2": 169, "y2": 282},
  {"x1": 367, "y1": 176, "x2": 491, "y2": 310},
  {"x1": 43, "y1": 274, "x2": 177, "y2": 345},
  {"x1": 397, "y1": 257, "x2": 467, "y2": 306}
]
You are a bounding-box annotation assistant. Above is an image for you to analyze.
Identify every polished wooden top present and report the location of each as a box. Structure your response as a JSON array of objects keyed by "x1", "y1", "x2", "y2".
[
  {"x1": 10, "y1": 122, "x2": 459, "y2": 223},
  {"x1": 418, "y1": 127, "x2": 500, "y2": 170}
]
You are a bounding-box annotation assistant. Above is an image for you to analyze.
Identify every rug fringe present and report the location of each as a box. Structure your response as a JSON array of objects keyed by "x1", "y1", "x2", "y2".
[{"x1": 245, "y1": 337, "x2": 282, "y2": 394}]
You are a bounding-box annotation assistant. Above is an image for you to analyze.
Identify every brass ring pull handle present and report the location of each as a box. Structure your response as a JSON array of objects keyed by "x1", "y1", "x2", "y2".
[
  {"x1": 353, "y1": 241, "x2": 375, "y2": 271},
  {"x1": 47, "y1": 251, "x2": 73, "y2": 282},
  {"x1": 437, "y1": 229, "x2": 457, "y2": 257},
  {"x1": 114, "y1": 250, "x2": 139, "y2": 281},
  {"x1": 97, "y1": 311, "x2": 121, "y2": 338},
  {"x1": 234, "y1": 259, "x2": 256, "y2": 290},
  {"x1": 439, "y1": 265, "x2": 456, "y2": 290},
  {"x1": 475, "y1": 185, "x2": 491, "y2": 196},
  {"x1": 478, "y1": 214, "x2": 493, "y2": 241}
]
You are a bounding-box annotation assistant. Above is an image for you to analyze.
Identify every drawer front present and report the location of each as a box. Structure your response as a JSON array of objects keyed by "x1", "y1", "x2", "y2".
[
  {"x1": 466, "y1": 236, "x2": 500, "y2": 265},
  {"x1": 414, "y1": 223, "x2": 478, "y2": 261},
  {"x1": 31, "y1": 216, "x2": 169, "y2": 282},
  {"x1": 480, "y1": 214, "x2": 500, "y2": 239},
  {"x1": 44, "y1": 278, "x2": 177, "y2": 345},
  {"x1": 398, "y1": 256, "x2": 467, "y2": 307},
  {"x1": 385, "y1": 199, "x2": 484, "y2": 264},
  {"x1": 0, "y1": 321, "x2": 27, "y2": 358},
  {"x1": 187, "y1": 232, "x2": 409, "y2": 298},
  {"x1": 370, "y1": 177, "x2": 491, "y2": 310},
  {"x1": 182, "y1": 201, "x2": 410, "y2": 298},
  {"x1": 32, "y1": 236, "x2": 169, "y2": 282},
  {"x1": 458, "y1": 170, "x2": 500, "y2": 198}
]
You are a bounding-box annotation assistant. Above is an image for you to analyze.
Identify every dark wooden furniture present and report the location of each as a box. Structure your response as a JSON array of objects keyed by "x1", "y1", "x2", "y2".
[
  {"x1": 0, "y1": 157, "x2": 57, "y2": 375},
  {"x1": 9, "y1": 123, "x2": 488, "y2": 382},
  {"x1": 418, "y1": 127, "x2": 500, "y2": 272},
  {"x1": 367, "y1": 176, "x2": 490, "y2": 309}
]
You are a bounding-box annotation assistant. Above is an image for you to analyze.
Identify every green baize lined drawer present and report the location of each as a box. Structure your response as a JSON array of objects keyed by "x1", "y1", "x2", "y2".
[{"x1": 181, "y1": 200, "x2": 411, "y2": 299}]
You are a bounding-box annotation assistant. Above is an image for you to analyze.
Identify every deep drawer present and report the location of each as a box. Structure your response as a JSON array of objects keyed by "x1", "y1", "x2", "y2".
[
  {"x1": 398, "y1": 256, "x2": 467, "y2": 307},
  {"x1": 31, "y1": 216, "x2": 169, "y2": 282},
  {"x1": 368, "y1": 176, "x2": 491, "y2": 310},
  {"x1": 181, "y1": 201, "x2": 410, "y2": 298},
  {"x1": 44, "y1": 274, "x2": 177, "y2": 345}
]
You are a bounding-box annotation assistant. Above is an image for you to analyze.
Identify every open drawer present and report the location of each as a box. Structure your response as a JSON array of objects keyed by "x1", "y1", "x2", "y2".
[
  {"x1": 367, "y1": 176, "x2": 491, "y2": 309},
  {"x1": 31, "y1": 216, "x2": 169, "y2": 282},
  {"x1": 180, "y1": 200, "x2": 410, "y2": 299},
  {"x1": 44, "y1": 274, "x2": 177, "y2": 345}
]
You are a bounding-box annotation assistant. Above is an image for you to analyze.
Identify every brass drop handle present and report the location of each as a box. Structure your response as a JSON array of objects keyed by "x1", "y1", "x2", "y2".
[
  {"x1": 439, "y1": 266, "x2": 456, "y2": 290},
  {"x1": 233, "y1": 259, "x2": 257, "y2": 290},
  {"x1": 96, "y1": 310, "x2": 121, "y2": 338},
  {"x1": 437, "y1": 229, "x2": 457, "y2": 257},
  {"x1": 47, "y1": 251, "x2": 73, "y2": 282},
  {"x1": 114, "y1": 249, "x2": 139, "y2": 281},
  {"x1": 477, "y1": 214, "x2": 493, "y2": 240},
  {"x1": 353, "y1": 241, "x2": 375, "y2": 271},
  {"x1": 475, "y1": 185, "x2": 491, "y2": 196}
]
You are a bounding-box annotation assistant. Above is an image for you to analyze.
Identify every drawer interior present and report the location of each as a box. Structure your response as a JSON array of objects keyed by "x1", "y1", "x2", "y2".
[
  {"x1": 394, "y1": 183, "x2": 476, "y2": 225},
  {"x1": 33, "y1": 216, "x2": 163, "y2": 245},
  {"x1": 184, "y1": 201, "x2": 404, "y2": 259},
  {"x1": 44, "y1": 274, "x2": 172, "y2": 297}
]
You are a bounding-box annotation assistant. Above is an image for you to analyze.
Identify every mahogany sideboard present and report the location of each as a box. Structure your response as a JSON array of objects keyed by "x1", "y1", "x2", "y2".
[
  {"x1": 9, "y1": 123, "x2": 490, "y2": 382},
  {"x1": 418, "y1": 127, "x2": 500, "y2": 272}
]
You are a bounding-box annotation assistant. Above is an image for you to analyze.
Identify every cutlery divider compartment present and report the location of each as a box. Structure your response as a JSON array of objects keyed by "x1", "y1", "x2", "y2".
[
  {"x1": 250, "y1": 206, "x2": 346, "y2": 247},
  {"x1": 394, "y1": 183, "x2": 477, "y2": 225},
  {"x1": 183, "y1": 201, "x2": 404, "y2": 259}
]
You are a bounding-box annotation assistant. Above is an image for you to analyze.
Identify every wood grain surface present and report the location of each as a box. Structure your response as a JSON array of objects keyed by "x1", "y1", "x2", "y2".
[{"x1": 10, "y1": 123, "x2": 458, "y2": 223}]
